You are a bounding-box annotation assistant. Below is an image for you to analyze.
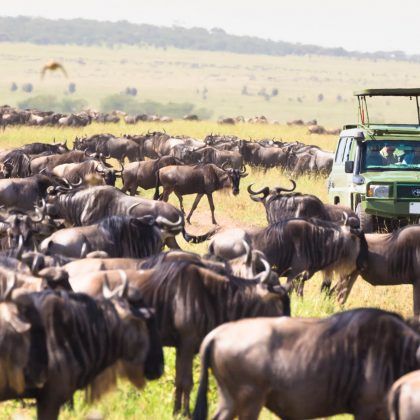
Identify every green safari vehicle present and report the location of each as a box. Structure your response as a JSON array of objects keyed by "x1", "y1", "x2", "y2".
[{"x1": 328, "y1": 88, "x2": 420, "y2": 232}]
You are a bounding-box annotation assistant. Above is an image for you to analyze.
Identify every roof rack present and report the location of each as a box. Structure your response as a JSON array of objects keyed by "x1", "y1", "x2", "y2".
[{"x1": 354, "y1": 88, "x2": 420, "y2": 126}]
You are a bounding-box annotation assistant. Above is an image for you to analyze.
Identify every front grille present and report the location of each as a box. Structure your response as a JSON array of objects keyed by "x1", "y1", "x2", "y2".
[{"x1": 397, "y1": 185, "x2": 420, "y2": 199}]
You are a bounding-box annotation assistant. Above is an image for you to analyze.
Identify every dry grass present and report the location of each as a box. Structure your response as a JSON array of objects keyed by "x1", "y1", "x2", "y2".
[{"x1": 0, "y1": 121, "x2": 411, "y2": 419}]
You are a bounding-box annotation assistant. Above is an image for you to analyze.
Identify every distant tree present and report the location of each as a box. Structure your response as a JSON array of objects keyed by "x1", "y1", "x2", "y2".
[
  {"x1": 317, "y1": 93, "x2": 324, "y2": 102},
  {"x1": 10, "y1": 82, "x2": 17, "y2": 92},
  {"x1": 241, "y1": 85, "x2": 249, "y2": 95},
  {"x1": 297, "y1": 97, "x2": 303, "y2": 103},
  {"x1": 130, "y1": 87, "x2": 138, "y2": 96},
  {"x1": 68, "y1": 82, "x2": 76, "y2": 94},
  {"x1": 271, "y1": 88, "x2": 279, "y2": 97},
  {"x1": 22, "y1": 83, "x2": 33, "y2": 93}
]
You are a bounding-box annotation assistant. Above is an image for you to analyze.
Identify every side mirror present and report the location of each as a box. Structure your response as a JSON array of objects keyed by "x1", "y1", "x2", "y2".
[{"x1": 344, "y1": 161, "x2": 354, "y2": 174}]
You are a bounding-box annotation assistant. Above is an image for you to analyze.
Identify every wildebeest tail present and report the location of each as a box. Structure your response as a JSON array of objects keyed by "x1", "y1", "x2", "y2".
[
  {"x1": 182, "y1": 226, "x2": 217, "y2": 244},
  {"x1": 193, "y1": 338, "x2": 214, "y2": 420},
  {"x1": 153, "y1": 171, "x2": 161, "y2": 200}
]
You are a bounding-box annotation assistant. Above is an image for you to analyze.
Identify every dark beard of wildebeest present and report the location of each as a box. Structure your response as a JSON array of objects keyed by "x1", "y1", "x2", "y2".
[
  {"x1": 193, "y1": 308, "x2": 420, "y2": 420},
  {"x1": 121, "y1": 156, "x2": 184, "y2": 196},
  {"x1": 46, "y1": 185, "x2": 214, "y2": 248},
  {"x1": 154, "y1": 163, "x2": 248, "y2": 225},
  {"x1": 0, "y1": 285, "x2": 163, "y2": 420},
  {"x1": 0, "y1": 175, "x2": 61, "y2": 212},
  {"x1": 132, "y1": 259, "x2": 290, "y2": 416},
  {"x1": 40, "y1": 215, "x2": 163, "y2": 259},
  {"x1": 252, "y1": 218, "x2": 368, "y2": 294},
  {"x1": 331, "y1": 224, "x2": 420, "y2": 315}
]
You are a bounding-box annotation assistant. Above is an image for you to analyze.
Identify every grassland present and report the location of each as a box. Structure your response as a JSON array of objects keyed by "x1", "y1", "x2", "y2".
[
  {"x1": 2, "y1": 43, "x2": 420, "y2": 126},
  {"x1": 0, "y1": 120, "x2": 412, "y2": 419}
]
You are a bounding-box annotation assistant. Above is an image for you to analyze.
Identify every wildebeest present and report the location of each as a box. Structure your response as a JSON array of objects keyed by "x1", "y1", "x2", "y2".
[
  {"x1": 0, "y1": 276, "x2": 163, "y2": 420},
  {"x1": 52, "y1": 159, "x2": 123, "y2": 186},
  {"x1": 0, "y1": 175, "x2": 57, "y2": 211},
  {"x1": 388, "y1": 369, "x2": 420, "y2": 420},
  {"x1": 18, "y1": 140, "x2": 69, "y2": 155},
  {"x1": 71, "y1": 259, "x2": 289, "y2": 416},
  {"x1": 332, "y1": 225, "x2": 420, "y2": 314},
  {"x1": 46, "y1": 185, "x2": 213, "y2": 248},
  {"x1": 40, "y1": 215, "x2": 163, "y2": 259},
  {"x1": 154, "y1": 163, "x2": 248, "y2": 225},
  {"x1": 247, "y1": 180, "x2": 359, "y2": 226},
  {"x1": 121, "y1": 156, "x2": 183, "y2": 196},
  {"x1": 193, "y1": 308, "x2": 420, "y2": 420},
  {"x1": 30, "y1": 150, "x2": 91, "y2": 174},
  {"x1": 182, "y1": 146, "x2": 243, "y2": 169}
]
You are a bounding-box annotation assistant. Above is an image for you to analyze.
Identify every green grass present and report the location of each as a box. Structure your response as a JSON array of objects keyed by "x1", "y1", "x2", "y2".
[
  {"x1": 2, "y1": 43, "x2": 420, "y2": 126},
  {"x1": 0, "y1": 121, "x2": 412, "y2": 419}
]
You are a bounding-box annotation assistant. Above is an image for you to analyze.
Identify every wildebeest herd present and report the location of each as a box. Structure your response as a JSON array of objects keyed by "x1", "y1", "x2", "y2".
[{"x1": 0, "y1": 128, "x2": 418, "y2": 420}]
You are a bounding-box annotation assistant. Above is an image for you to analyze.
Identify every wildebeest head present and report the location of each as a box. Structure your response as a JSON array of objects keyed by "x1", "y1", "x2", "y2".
[
  {"x1": 102, "y1": 273, "x2": 164, "y2": 382},
  {"x1": 0, "y1": 274, "x2": 32, "y2": 394},
  {"x1": 247, "y1": 179, "x2": 297, "y2": 203},
  {"x1": 223, "y1": 163, "x2": 248, "y2": 195},
  {"x1": 95, "y1": 160, "x2": 123, "y2": 186}
]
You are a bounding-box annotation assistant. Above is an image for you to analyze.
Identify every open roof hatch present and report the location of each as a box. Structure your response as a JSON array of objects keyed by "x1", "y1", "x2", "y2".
[{"x1": 354, "y1": 88, "x2": 420, "y2": 126}]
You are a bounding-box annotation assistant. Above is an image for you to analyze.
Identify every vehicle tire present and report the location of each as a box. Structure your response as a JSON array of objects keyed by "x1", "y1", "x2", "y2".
[{"x1": 356, "y1": 203, "x2": 373, "y2": 233}]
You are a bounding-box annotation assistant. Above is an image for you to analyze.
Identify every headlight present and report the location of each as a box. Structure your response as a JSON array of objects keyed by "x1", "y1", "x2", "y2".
[{"x1": 367, "y1": 184, "x2": 391, "y2": 198}]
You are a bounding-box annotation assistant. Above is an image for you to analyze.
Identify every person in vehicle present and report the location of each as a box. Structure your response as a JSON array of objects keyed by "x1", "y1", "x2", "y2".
[
  {"x1": 402, "y1": 146, "x2": 420, "y2": 165},
  {"x1": 380, "y1": 144, "x2": 398, "y2": 165},
  {"x1": 366, "y1": 144, "x2": 384, "y2": 167}
]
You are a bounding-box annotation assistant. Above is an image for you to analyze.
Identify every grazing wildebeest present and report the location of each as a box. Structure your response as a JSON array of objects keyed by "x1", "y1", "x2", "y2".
[
  {"x1": 332, "y1": 225, "x2": 420, "y2": 314},
  {"x1": 46, "y1": 185, "x2": 213, "y2": 248},
  {"x1": 193, "y1": 308, "x2": 420, "y2": 420},
  {"x1": 18, "y1": 140, "x2": 69, "y2": 155},
  {"x1": 388, "y1": 369, "x2": 420, "y2": 420},
  {"x1": 30, "y1": 150, "x2": 90, "y2": 174},
  {"x1": 0, "y1": 276, "x2": 163, "y2": 420},
  {"x1": 0, "y1": 175, "x2": 57, "y2": 211},
  {"x1": 121, "y1": 156, "x2": 183, "y2": 196},
  {"x1": 247, "y1": 180, "x2": 359, "y2": 226},
  {"x1": 68, "y1": 259, "x2": 289, "y2": 416},
  {"x1": 52, "y1": 159, "x2": 123, "y2": 186},
  {"x1": 40, "y1": 215, "x2": 163, "y2": 259},
  {"x1": 182, "y1": 146, "x2": 243, "y2": 169},
  {"x1": 155, "y1": 163, "x2": 248, "y2": 225}
]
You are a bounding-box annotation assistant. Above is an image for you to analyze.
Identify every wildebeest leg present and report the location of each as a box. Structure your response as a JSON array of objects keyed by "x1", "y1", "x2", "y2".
[
  {"x1": 165, "y1": 236, "x2": 181, "y2": 249},
  {"x1": 174, "y1": 343, "x2": 195, "y2": 416},
  {"x1": 236, "y1": 389, "x2": 265, "y2": 420},
  {"x1": 36, "y1": 398, "x2": 61, "y2": 420},
  {"x1": 413, "y1": 281, "x2": 420, "y2": 315},
  {"x1": 129, "y1": 186, "x2": 137, "y2": 196},
  {"x1": 175, "y1": 192, "x2": 185, "y2": 215},
  {"x1": 206, "y1": 193, "x2": 218, "y2": 225},
  {"x1": 186, "y1": 193, "x2": 203, "y2": 224},
  {"x1": 161, "y1": 189, "x2": 172, "y2": 202},
  {"x1": 213, "y1": 384, "x2": 236, "y2": 420},
  {"x1": 320, "y1": 269, "x2": 333, "y2": 293},
  {"x1": 335, "y1": 271, "x2": 359, "y2": 305}
]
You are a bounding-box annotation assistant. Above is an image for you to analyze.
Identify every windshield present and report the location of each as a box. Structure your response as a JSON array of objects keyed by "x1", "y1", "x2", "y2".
[{"x1": 362, "y1": 140, "x2": 420, "y2": 171}]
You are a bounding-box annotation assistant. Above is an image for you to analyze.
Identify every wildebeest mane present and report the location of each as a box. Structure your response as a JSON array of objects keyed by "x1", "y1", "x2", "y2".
[
  {"x1": 138, "y1": 260, "x2": 286, "y2": 347},
  {"x1": 314, "y1": 308, "x2": 420, "y2": 404},
  {"x1": 98, "y1": 216, "x2": 163, "y2": 258}
]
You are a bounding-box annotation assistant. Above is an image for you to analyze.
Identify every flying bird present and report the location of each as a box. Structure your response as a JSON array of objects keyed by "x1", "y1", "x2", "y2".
[{"x1": 41, "y1": 60, "x2": 68, "y2": 79}]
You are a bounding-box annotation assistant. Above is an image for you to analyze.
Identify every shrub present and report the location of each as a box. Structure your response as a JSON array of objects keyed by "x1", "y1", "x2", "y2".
[
  {"x1": 68, "y1": 82, "x2": 76, "y2": 94},
  {"x1": 10, "y1": 82, "x2": 18, "y2": 92},
  {"x1": 22, "y1": 83, "x2": 33, "y2": 93}
]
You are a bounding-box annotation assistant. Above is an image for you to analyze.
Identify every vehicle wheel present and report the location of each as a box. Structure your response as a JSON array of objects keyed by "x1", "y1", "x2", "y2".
[{"x1": 356, "y1": 203, "x2": 373, "y2": 233}]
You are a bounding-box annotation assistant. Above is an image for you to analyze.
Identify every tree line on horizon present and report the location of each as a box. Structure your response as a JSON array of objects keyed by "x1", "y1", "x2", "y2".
[{"x1": 0, "y1": 16, "x2": 417, "y2": 62}]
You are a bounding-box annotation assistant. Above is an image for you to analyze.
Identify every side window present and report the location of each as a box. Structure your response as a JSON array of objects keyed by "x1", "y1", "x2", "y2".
[
  {"x1": 343, "y1": 138, "x2": 353, "y2": 162},
  {"x1": 335, "y1": 138, "x2": 346, "y2": 163}
]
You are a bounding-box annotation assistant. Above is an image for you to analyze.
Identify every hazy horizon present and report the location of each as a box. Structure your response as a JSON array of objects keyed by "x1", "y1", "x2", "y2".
[{"x1": 1, "y1": 0, "x2": 420, "y2": 54}]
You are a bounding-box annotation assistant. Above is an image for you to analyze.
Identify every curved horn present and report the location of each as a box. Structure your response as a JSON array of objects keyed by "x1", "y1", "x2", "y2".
[
  {"x1": 255, "y1": 254, "x2": 272, "y2": 285},
  {"x1": 247, "y1": 184, "x2": 270, "y2": 202},
  {"x1": 242, "y1": 240, "x2": 252, "y2": 265},
  {"x1": 115, "y1": 160, "x2": 124, "y2": 174},
  {"x1": 16, "y1": 234, "x2": 24, "y2": 259},
  {"x1": 31, "y1": 199, "x2": 46, "y2": 223},
  {"x1": 95, "y1": 165, "x2": 105, "y2": 175},
  {"x1": 221, "y1": 161, "x2": 229, "y2": 171},
  {"x1": 341, "y1": 211, "x2": 349, "y2": 226},
  {"x1": 102, "y1": 274, "x2": 118, "y2": 300},
  {"x1": 117, "y1": 270, "x2": 128, "y2": 298},
  {"x1": 273, "y1": 179, "x2": 297, "y2": 194},
  {"x1": 239, "y1": 164, "x2": 247, "y2": 175},
  {"x1": 4, "y1": 273, "x2": 17, "y2": 301},
  {"x1": 155, "y1": 215, "x2": 182, "y2": 228}
]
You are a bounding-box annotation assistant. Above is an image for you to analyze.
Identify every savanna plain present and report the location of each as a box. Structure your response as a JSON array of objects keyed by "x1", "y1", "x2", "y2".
[{"x1": 0, "y1": 119, "x2": 411, "y2": 420}]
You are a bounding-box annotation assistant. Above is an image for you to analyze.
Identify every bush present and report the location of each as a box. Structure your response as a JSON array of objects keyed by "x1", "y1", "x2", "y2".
[
  {"x1": 271, "y1": 88, "x2": 279, "y2": 97},
  {"x1": 100, "y1": 94, "x2": 212, "y2": 119},
  {"x1": 68, "y1": 82, "x2": 76, "y2": 94},
  {"x1": 318, "y1": 93, "x2": 324, "y2": 102},
  {"x1": 22, "y1": 83, "x2": 33, "y2": 93},
  {"x1": 18, "y1": 95, "x2": 87, "y2": 113},
  {"x1": 10, "y1": 82, "x2": 18, "y2": 92}
]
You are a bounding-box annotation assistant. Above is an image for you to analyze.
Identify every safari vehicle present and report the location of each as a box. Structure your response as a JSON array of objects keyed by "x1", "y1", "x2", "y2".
[{"x1": 328, "y1": 88, "x2": 420, "y2": 232}]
